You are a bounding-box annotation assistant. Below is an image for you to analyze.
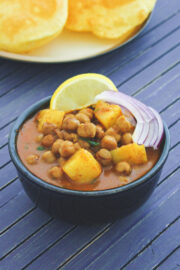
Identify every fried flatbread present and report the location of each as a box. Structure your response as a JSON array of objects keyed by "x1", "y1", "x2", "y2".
[
  {"x1": 66, "y1": 0, "x2": 156, "y2": 39},
  {"x1": 0, "y1": 0, "x2": 68, "y2": 52}
]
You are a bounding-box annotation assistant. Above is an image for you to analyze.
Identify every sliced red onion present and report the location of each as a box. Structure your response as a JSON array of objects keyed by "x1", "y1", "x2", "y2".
[{"x1": 95, "y1": 91, "x2": 164, "y2": 149}]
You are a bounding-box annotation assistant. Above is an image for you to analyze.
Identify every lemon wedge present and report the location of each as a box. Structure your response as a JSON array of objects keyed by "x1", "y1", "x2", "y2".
[{"x1": 50, "y1": 73, "x2": 117, "y2": 112}]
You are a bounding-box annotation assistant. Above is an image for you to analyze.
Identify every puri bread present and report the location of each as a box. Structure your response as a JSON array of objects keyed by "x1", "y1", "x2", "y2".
[
  {"x1": 0, "y1": 0, "x2": 68, "y2": 53},
  {"x1": 66, "y1": 0, "x2": 156, "y2": 39}
]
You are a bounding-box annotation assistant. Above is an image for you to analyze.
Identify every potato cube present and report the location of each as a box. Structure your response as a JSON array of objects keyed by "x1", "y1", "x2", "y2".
[
  {"x1": 37, "y1": 109, "x2": 65, "y2": 132},
  {"x1": 111, "y1": 143, "x2": 147, "y2": 165},
  {"x1": 95, "y1": 101, "x2": 122, "y2": 129},
  {"x1": 62, "y1": 149, "x2": 102, "y2": 184}
]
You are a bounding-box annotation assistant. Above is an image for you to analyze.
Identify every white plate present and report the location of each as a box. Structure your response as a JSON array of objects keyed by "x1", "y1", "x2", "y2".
[{"x1": 0, "y1": 14, "x2": 153, "y2": 63}]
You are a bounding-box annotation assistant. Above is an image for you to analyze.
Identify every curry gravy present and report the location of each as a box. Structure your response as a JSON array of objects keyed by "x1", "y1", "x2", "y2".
[{"x1": 17, "y1": 115, "x2": 161, "y2": 191}]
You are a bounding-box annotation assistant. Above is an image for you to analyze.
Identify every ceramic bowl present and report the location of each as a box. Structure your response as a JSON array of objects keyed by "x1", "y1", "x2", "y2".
[{"x1": 9, "y1": 96, "x2": 170, "y2": 223}]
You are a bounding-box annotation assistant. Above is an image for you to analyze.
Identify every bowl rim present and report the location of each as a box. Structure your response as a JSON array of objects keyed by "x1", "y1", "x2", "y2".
[{"x1": 8, "y1": 96, "x2": 170, "y2": 197}]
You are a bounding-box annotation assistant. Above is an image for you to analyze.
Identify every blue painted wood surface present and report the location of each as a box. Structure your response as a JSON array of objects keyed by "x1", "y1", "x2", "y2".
[{"x1": 0, "y1": 0, "x2": 180, "y2": 269}]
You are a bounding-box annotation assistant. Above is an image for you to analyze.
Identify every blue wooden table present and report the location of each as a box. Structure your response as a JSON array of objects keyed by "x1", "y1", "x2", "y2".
[{"x1": 0, "y1": 0, "x2": 180, "y2": 269}]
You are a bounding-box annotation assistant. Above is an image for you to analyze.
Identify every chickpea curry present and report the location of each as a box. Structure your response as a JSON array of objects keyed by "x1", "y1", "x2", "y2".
[{"x1": 17, "y1": 101, "x2": 161, "y2": 191}]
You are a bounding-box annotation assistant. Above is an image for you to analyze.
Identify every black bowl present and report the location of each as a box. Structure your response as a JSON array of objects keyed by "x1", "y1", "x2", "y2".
[{"x1": 9, "y1": 97, "x2": 170, "y2": 223}]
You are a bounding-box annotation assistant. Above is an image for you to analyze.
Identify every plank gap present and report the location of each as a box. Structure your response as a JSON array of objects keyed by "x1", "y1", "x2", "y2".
[
  {"x1": 0, "y1": 117, "x2": 17, "y2": 131},
  {"x1": 120, "y1": 215, "x2": 180, "y2": 270},
  {"x1": 57, "y1": 225, "x2": 111, "y2": 270},
  {"x1": 0, "y1": 207, "x2": 36, "y2": 235},
  {"x1": 0, "y1": 176, "x2": 18, "y2": 191},
  {"x1": 132, "y1": 62, "x2": 180, "y2": 97},
  {"x1": 107, "y1": 26, "x2": 180, "y2": 79},
  {"x1": 0, "y1": 218, "x2": 53, "y2": 261},
  {"x1": 22, "y1": 225, "x2": 77, "y2": 270},
  {"x1": 0, "y1": 65, "x2": 50, "y2": 99},
  {"x1": 153, "y1": 245, "x2": 180, "y2": 270},
  {"x1": 157, "y1": 164, "x2": 180, "y2": 186},
  {"x1": 116, "y1": 41, "x2": 180, "y2": 89}
]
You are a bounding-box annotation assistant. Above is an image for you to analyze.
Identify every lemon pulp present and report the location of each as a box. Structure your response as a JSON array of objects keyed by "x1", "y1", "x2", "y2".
[{"x1": 50, "y1": 73, "x2": 117, "y2": 112}]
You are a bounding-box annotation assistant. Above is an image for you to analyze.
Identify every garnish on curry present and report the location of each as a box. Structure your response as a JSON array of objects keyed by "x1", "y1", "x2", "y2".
[{"x1": 17, "y1": 99, "x2": 162, "y2": 191}]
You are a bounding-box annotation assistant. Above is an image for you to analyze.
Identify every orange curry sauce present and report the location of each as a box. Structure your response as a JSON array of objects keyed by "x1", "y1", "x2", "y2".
[{"x1": 17, "y1": 114, "x2": 161, "y2": 191}]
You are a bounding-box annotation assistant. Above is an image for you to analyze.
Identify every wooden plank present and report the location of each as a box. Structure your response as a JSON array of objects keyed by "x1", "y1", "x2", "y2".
[
  {"x1": 157, "y1": 247, "x2": 180, "y2": 270},
  {"x1": 113, "y1": 41, "x2": 180, "y2": 94},
  {"x1": 0, "y1": 162, "x2": 17, "y2": 189},
  {"x1": 101, "y1": 11, "x2": 180, "y2": 76},
  {"x1": 161, "y1": 99, "x2": 180, "y2": 127},
  {"x1": 61, "y1": 170, "x2": 180, "y2": 270},
  {"x1": 158, "y1": 143, "x2": 180, "y2": 185},
  {"x1": 110, "y1": 27, "x2": 180, "y2": 86},
  {"x1": 169, "y1": 121, "x2": 180, "y2": 148},
  {"x1": 27, "y1": 170, "x2": 180, "y2": 270},
  {"x1": 26, "y1": 224, "x2": 109, "y2": 270},
  {"x1": 0, "y1": 62, "x2": 23, "y2": 81},
  {"x1": 133, "y1": 69, "x2": 180, "y2": 112},
  {"x1": 132, "y1": 64, "x2": 180, "y2": 110},
  {"x1": 0, "y1": 121, "x2": 14, "y2": 148},
  {"x1": 0, "y1": 219, "x2": 74, "y2": 270},
  {"x1": 0, "y1": 208, "x2": 51, "y2": 259},
  {"x1": 125, "y1": 219, "x2": 180, "y2": 270},
  {"x1": 0, "y1": 63, "x2": 48, "y2": 96},
  {"x1": 0, "y1": 180, "x2": 22, "y2": 207},
  {"x1": 0, "y1": 145, "x2": 10, "y2": 168},
  {"x1": 0, "y1": 191, "x2": 34, "y2": 233},
  {"x1": 0, "y1": 63, "x2": 96, "y2": 128}
]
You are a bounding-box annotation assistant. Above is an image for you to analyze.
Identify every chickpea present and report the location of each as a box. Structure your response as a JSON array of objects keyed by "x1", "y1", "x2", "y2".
[
  {"x1": 101, "y1": 135, "x2": 117, "y2": 150},
  {"x1": 74, "y1": 142, "x2": 81, "y2": 151},
  {"x1": 96, "y1": 149, "x2": 112, "y2": 166},
  {"x1": 62, "y1": 117, "x2": 80, "y2": 131},
  {"x1": 42, "y1": 122, "x2": 57, "y2": 135},
  {"x1": 48, "y1": 166, "x2": 63, "y2": 179},
  {"x1": 69, "y1": 133, "x2": 78, "y2": 143},
  {"x1": 55, "y1": 129, "x2": 64, "y2": 139},
  {"x1": 76, "y1": 113, "x2": 90, "y2": 123},
  {"x1": 26, "y1": 154, "x2": 39, "y2": 165},
  {"x1": 58, "y1": 157, "x2": 67, "y2": 166},
  {"x1": 77, "y1": 123, "x2": 96, "y2": 138},
  {"x1": 78, "y1": 140, "x2": 90, "y2": 149},
  {"x1": 41, "y1": 134, "x2": 55, "y2": 147},
  {"x1": 59, "y1": 141, "x2": 76, "y2": 158},
  {"x1": 114, "y1": 116, "x2": 132, "y2": 133},
  {"x1": 64, "y1": 114, "x2": 75, "y2": 120},
  {"x1": 52, "y1": 139, "x2": 64, "y2": 154},
  {"x1": 35, "y1": 133, "x2": 44, "y2": 143},
  {"x1": 105, "y1": 127, "x2": 121, "y2": 142},
  {"x1": 115, "y1": 162, "x2": 131, "y2": 175},
  {"x1": 80, "y1": 108, "x2": 94, "y2": 120},
  {"x1": 63, "y1": 132, "x2": 78, "y2": 142},
  {"x1": 121, "y1": 133, "x2": 133, "y2": 145},
  {"x1": 42, "y1": 151, "x2": 56, "y2": 163},
  {"x1": 96, "y1": 125, "x2": 105, "y2": 139}
]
